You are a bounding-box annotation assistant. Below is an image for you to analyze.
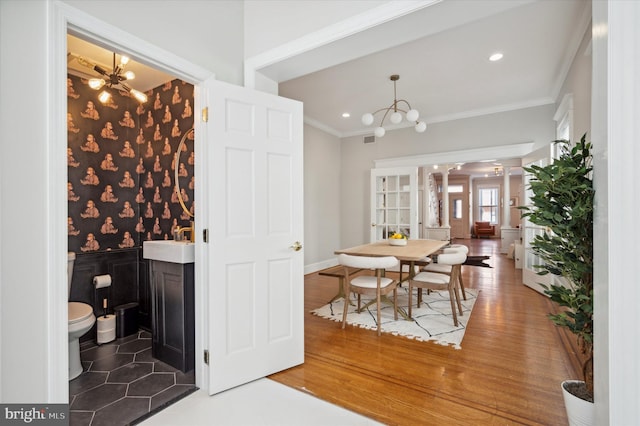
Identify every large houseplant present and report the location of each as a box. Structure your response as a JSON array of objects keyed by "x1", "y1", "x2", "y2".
[{"x1": 520, "y1": 134, "x2": 594, "y2": 407}]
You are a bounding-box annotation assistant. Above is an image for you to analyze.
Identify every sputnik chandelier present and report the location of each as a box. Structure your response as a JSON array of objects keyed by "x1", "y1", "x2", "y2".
[
  {"x1": 72, "y1": 51, "x2": 148, "y2": 104},
  {"x1": 361, "y1": 74, "x2": 427, "y2": 138}
]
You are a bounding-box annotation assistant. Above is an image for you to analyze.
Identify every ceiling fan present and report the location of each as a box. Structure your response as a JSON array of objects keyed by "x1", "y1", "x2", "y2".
[{"x1": 68, "y1": 51, "x2": 148, "y2": 103}]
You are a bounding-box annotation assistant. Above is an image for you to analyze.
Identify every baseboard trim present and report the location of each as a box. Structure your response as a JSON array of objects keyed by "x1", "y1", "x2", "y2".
[{"x1": 305, "y1": 258, "x2": 338, "y2": 275}]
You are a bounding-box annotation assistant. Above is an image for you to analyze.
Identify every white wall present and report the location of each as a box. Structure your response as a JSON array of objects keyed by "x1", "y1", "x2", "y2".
[
  {"x1": 0, "y1": 0, "x2": 53, "y2": 402},
  {"x1": 303, "y1": 125, "x2": 342, "y2": 272},
  {"x1": 592, "y1": 1, "x2": 640, "y2": 424},
  {"x1": 338, "y1": 104, "x2": 555, "y2": 250},
  {"x1": 591, "y1": 3, "x2": 609, "y2": 422},
  {"x1": 555, "y1": 24, "x2": 592, "y2": 140}
]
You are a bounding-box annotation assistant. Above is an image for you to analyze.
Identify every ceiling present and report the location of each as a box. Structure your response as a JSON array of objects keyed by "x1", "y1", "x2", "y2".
[
  {"x1": 66, "y1": 0, "x2": 590, "y2": 178},
  {"x1": 67, "y1": 34, "x2": 174, "y2": 93},
  {"x1": 277, "y1": 0, "x2": 589, "y2": 138},
  {"x1": 274, "y1": 0, "x2": 589, "y2": 177}
]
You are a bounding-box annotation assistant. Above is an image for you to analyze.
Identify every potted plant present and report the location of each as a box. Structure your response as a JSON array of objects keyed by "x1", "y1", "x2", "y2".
[{"x1": 520, "y1": 134, "x2": 594, "y2": 424}]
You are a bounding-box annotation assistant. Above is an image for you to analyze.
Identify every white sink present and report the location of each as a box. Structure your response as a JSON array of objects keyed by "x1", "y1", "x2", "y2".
[{"x1": 143, "y1": 240, "x2": 195, "y2": 264}]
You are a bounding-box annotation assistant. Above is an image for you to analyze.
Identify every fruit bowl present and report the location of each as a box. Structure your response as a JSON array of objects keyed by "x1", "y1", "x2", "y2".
[{"x1": 389, "y1": 238, "x2": 407, "y2": 246}]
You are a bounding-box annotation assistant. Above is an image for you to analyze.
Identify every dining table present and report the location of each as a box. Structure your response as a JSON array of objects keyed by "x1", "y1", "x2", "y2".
[
  {"x1": 334, "y1": 238, "x2": 449, "y2": 319},
  {"x1": 335, "y1": 238, "x2": 448, "y2": 262}
]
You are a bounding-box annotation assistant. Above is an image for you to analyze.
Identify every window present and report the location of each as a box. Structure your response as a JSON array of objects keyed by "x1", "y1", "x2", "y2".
[
  {"x1": 478, "y1": 187, "x2": 499, "y2": 224},
  {"x1": 452, "y1": 198, "x2": 463, "y2": 219},
  {"x1": 437, "y1": 184, "x2": 463, "y2": 193}
]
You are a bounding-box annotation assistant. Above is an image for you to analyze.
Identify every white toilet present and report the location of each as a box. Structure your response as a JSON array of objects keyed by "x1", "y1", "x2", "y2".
[{"x1": 68, "y1": 252, "x2": 96, "y2": 380}]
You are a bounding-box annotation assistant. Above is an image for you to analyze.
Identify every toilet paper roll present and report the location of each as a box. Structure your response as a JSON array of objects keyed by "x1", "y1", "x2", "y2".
[
  {"x1": 97, "y1": 314, "x2": 116, "y2": 344},
  {"x1": 93, "y1": 274, "x2": 112, "y2": 289}
]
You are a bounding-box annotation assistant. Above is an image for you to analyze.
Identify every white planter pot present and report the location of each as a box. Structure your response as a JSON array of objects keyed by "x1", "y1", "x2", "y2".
[{"x1": 562, "y1": 380, "x2": 595, "y2": 426}]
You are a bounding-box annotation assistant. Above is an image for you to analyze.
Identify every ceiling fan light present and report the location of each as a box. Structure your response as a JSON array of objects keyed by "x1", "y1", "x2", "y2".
[
  {"x1": 415, "y1": 121, "x2": 427, "y2": 133},
  {"x1": 98, "y1": 90, "x2": 111, "y2": 104},
  {"x1": 88, "y1": 78, "x2": 105, "y2": 90},
  {"x1": 374, "y1": 126, "x2": 386, "y2": 138},
  {"x1": 130, "y1": 89, "x2": 148, "y2": 103},
  {"x1": 361, "y1": 113, "x2": 374, "y2": 126},
  {"x1": 123, "y1": 70, "x2": 135, "y2": 80},
  {"x1": 406, "y1": 109, "x2": 419, "y2": 122},
  {"x1": 390, "y1": 111, "x2": 402, "y2": 124}
]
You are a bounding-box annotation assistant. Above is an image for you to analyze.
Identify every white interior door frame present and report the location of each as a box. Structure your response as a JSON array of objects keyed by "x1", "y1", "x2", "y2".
[{"x1": 50, "y1": 2, "x2": 212, "y2": 400}]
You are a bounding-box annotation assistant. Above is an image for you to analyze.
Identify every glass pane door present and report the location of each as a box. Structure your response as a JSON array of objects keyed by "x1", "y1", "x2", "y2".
[
  {"x1": 521, "y1": 146, "x2": 554, "y2": 294},
  {"x1": 370, "y1": 167, "x2": 418, "y2": 242}
]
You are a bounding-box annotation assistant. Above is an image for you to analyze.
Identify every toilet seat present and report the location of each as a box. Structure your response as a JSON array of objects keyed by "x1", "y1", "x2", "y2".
[{"x1": 68, "y1": 302, "x2": 94, "y2": 324}]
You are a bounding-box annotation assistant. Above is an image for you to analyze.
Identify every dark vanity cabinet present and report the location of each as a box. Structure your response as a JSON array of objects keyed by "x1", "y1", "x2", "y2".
[{"x1": 149, "y1": 261, "x2": 195, "y2": 372}]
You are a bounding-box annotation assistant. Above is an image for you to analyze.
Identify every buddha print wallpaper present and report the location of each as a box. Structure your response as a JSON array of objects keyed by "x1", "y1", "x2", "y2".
[{"x1": 67, "y1": 74, "x2": 195, "y2": 253}]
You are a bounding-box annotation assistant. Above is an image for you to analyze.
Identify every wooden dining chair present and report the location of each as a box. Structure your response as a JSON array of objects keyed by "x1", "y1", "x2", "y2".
[
  {"x1": 422, "y1": 244, "x2": 469, "y2": 300},
  {"x1": 337, "y1": 254, "x2": 399, "y2": 336},
  {"x1": 408, "y1": 251, "x2": 467, "y2": 326},
  {"x1": 397, "y1": 258, "x2": 431, "y2": 285}
]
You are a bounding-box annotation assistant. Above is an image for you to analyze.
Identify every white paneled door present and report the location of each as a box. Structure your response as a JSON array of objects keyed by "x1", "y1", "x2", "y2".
[{"x1": 204, "y1": 79, "x2": 304, "y2": 394}]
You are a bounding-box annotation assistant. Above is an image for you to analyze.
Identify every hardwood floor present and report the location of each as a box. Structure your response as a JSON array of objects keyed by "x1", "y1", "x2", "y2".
[{"x1": 269, "y1": 238, "x2": 576, "y2": 425}]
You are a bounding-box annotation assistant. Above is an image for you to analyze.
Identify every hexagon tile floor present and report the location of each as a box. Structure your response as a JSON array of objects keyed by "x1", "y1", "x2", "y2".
[{"x1": 69, "y1": 330, "x2": 197, "y2": 426}]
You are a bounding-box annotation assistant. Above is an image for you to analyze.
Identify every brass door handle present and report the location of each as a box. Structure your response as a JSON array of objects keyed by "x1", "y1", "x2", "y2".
[{"x1": 290, "y1": 241, "x2": 303, "y2": 252}]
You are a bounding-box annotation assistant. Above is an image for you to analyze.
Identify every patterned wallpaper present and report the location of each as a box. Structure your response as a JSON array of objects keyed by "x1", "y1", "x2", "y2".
[{"x1": 67, "y1": 74, "x2": 195, "y2": 253}]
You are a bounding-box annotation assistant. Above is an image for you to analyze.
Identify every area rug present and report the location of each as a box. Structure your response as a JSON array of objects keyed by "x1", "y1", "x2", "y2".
[
  {"x1": 311, "y1": 287, "x2": 478, "y2": 349},
  {"x1": 430, "y1": 254, "x2": 492, "y2": 268},
  {"x1": 463, "y1": 255, "x2": 492, "y2": 268}
]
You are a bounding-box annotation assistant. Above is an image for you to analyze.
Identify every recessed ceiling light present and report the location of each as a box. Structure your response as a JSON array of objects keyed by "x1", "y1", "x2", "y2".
[
  {"x1": 342, "y1": 112, "x2": 350, "y2": 118},
  {"x1": 489, "y1": 52, "x2": 504, "y2": 62}
]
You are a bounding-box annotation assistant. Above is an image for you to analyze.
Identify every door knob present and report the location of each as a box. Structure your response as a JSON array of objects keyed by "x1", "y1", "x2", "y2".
[{"x1": 290, "y1": 241, "x2": 302, "y2": 251}]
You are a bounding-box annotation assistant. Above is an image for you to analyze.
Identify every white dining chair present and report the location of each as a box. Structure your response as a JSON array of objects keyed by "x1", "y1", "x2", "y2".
[
  {"x1": 337, "y1": 254, "x2": 399, "y2": 336},
  {"x1": 409, "y1": 250, "x2": 467, "y2": 326},
  {"x1": 422, "y1": 244, "x2": 469, "y2": 300}
]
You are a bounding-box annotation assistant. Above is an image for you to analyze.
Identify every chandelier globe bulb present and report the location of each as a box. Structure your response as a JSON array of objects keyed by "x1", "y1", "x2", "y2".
[
  {"x1": 406, "y1": 109, "x2": 419, "y2": 122},
  {"x1": 361, "y1": 113, "x2": 374, "y2": 126},
  {"x1": 415, "y1": 121, "x2": 427, "y2": 133},
  {"x1": 374, "y1": 127, "x2": 386, "y2": 138},
  {"x1": 390, "y1": 111, "x2": 402, "y2": 124}
]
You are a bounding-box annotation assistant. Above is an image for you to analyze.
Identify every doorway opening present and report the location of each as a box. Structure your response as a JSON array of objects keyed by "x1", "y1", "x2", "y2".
[
  {"x1": 51, "y1": 3, "x2": 213, "y2": 404},
  {"x1": 66, "y1": 31, "x2": 200, "y2": 422}
]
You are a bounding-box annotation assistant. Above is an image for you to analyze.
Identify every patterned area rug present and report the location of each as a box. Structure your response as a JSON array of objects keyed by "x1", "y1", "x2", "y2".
[
  {"x1": 311, "y1": 287, "x2": 478, "y2": 349},
  {"x1": 463, "y1": 255, "x2": 492, "y2": 268}
]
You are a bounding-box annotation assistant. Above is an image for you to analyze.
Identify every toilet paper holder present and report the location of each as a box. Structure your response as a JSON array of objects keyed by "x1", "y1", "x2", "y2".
[
  {"x1": 93, "y1": 274, "x2": 112, "y2": 289},
  {"x1": 93, "y1": 274, "x2": 112, "y2": 319}
]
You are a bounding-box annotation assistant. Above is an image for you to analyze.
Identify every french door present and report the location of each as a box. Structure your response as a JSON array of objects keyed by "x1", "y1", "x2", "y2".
[
  {"x1": 203, "y1": 78, "x2": 304, "y2": 394},
  {"x1": 370, "y1": 167, "x2": 419, "y2": 242},
  {"x1": 521, "y1": 146, "x2": 553, "y2": 294}
]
